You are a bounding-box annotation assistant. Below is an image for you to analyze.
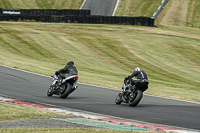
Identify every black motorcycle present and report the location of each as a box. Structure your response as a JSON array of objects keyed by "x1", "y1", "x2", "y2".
[
  {"x1": 115, "y1": 78, "x2": 148, "y2": 107},
  {"x1": 47, "y1": 75, "x2": 78, "y2": 98}
]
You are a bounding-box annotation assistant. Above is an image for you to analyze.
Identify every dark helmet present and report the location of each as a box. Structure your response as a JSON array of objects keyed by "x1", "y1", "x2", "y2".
[{"x1": 67, "y1": 61, "x2": 74, "y2": 65}]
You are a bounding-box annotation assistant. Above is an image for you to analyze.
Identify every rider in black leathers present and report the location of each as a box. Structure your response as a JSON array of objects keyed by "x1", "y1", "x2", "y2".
[
  {"x1": 55, "y1": 61, "x2": 78, "y2": 87},
  {"x1": 122, "y1": 67, "x2": 149, "y2": 93}
]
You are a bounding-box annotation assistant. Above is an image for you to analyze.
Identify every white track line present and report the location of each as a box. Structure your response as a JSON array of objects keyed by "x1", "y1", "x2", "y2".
[
  {"x1": 80, "y1": 0, "x2": 87, "y2": 9},
  {"x1": 112, "y1": 0, "x2": 120, "y2": 16}
]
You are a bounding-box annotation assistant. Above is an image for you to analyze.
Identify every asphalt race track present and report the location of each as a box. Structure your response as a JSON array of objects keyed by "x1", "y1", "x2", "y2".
[
  {"x1": 80, "y1": 0, "x2": 119, "y2": 16},
  {"x1": 0, "y1": 65, "x2": 200, "y2": 131}
]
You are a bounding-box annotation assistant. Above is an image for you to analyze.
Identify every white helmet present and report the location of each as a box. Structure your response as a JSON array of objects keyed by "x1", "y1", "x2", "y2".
[{"x1": 134, "y1": 67, "x2": 141, "y2": 71}]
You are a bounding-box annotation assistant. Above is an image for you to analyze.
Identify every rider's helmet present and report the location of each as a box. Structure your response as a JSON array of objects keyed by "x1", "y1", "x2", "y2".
[
  {"x1": 67, "y1": 61, "x2": 74, "y2": 65},
  {"x1": 134, "y1": 67, "x2": 141, "y2": 71}
]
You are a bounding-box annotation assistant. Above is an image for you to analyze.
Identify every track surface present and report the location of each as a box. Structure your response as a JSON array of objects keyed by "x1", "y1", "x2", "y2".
[
  {"x1": 0, "y1": 65, "x2": 200, "y2": 131},
  {"x1": 80, "y1": 0, "x2": 118, "y2": 16}
]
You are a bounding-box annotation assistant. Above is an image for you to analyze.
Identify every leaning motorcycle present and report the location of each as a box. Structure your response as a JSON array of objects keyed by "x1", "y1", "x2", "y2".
[
  {"x1": 115, "y1": 78, "x2": 148, "y2": 107},
  {"x1": 47, "y1": 75, "x2": 78, "y2": 98}
]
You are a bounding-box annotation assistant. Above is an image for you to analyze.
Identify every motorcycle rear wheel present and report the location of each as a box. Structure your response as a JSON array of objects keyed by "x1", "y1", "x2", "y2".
[
  {"x1": 115, "y1": 93, "x2": 123, "y2": 105},
  {"x1": 129, "y1": 90, "x2": 143, "y2": 107},
  {"x1": 59, "y1": 83, "x2": 72, "y2": 99}
]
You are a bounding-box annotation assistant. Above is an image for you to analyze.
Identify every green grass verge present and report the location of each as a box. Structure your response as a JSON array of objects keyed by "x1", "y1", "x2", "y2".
[
  {"x1": 115, "y1": 0, "x2": 162, "y2": 17},
  {"x1": 0, "y1": 22, "x2": 200, "y2": 102},
  {"x1": 187, "y1": 0, "x2": 200, "y2": 28},
  {"x1": 0, "y1": 102, "x2": 156, "y2": 133},
  {"x1": 0, "y1": 0, "x2": 83, "y2": 9},
  {"x1": 0, "y1": 102, "x2": 74, "y2": 121},
  {"x1": 115, "y1": 0, "x2": 200, "y2": 28},
  {"x1": 155, "y1": 0, "x2": 200, "y2": 28}
]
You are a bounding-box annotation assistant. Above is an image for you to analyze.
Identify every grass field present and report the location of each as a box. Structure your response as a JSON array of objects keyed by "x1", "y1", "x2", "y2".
[
  {"x1": 115, "y1": 0, "x2": 162, "y2": 17},
  {"x1": 0, "y1": 0, "x2": 83, "y2": 9},
  {"x1": 0, "y1": 22, "x2": 200, "y2": 102},
  {"x1": 155, "y1": 0, "x2": 200, "y2": 28}
]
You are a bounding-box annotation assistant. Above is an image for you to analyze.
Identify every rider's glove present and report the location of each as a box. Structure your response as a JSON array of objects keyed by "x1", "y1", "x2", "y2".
[
  {"x1": 124, "y1": 77, "x2": 128, "y2": 83},
  {"x1": 124, "y1": 77, "x2": 128, "y2": 80},
  {"x1": 55, "y1": 71, "x2": 59, "y2": 75}
]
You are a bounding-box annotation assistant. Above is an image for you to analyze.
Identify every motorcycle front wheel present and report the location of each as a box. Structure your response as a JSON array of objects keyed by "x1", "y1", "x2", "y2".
[
  {"x1": 128, "y1": 90, "x2": 143, "y2": 107},
  {"x1": 47, "y1": 86, "x2": 54, "y2": 97},
  {"x1": 59, "y1": 83, "x2": 72, "y2": 99},
  {"x1": 115, "y1": 93, "x2": 123, "y2": 105}
]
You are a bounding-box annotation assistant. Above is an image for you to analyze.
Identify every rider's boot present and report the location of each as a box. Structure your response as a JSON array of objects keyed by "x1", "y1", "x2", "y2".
[
  {"x1": 127, "y1": 85, "x2": 136, "y2": 93},
  {"x1": 56, "y1": 82, "x2": 62, "y2": 90},
  {"x1": 57, "y1": 78, "x2": 62, "y2": 86},
  {"x1": 70, "y1": 85, "x2": 78, "y2": 93},
  {"x1": 118, "y1": 87, "x2": 123, "y2": 98},
  {"x1": 56, "y1": 77, "x2": 63, "y2": 88},
  {"x1": 121, "y1": 86, "x2": 125, "y2": 94},
  {"x1": 129, "y1": 85, "x2": 136, "y2": 99},
  {"x1": 73, "y1": 85, "x2": 78, "y2": 90},
  {"x1": 127, "y1": 88, "x2": 131, "y2": 93},
  {"x1": 132, "y1": 85, "x2": 136, "y2": 90},
  {"x1": 130, "y1": 91, "x2": 134, "y2": 99}
]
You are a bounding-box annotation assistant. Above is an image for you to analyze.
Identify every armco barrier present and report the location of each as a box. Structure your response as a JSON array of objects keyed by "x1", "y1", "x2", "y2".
[
  {"x1": 152, "y1": 0, "x2": 169, "y2": 19},
  {"x1": 0, "y1": 8, "x2": 154, "y2": 26}
]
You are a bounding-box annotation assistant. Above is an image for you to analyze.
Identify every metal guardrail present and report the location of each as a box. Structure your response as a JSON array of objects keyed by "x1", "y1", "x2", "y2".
[{"x1": 151, "y1": 0, "x2": 169, "y2": 19}]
